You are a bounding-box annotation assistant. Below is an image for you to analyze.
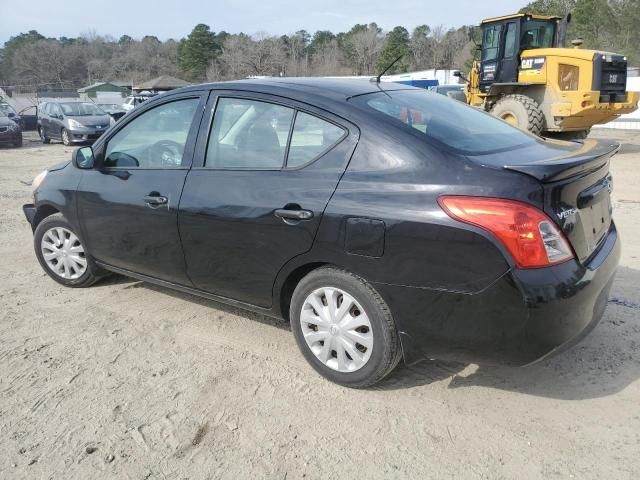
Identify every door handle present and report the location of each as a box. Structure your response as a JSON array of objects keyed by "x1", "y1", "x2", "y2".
[
  {"x1": 274, "y1": 208, "x2": 314, "y2": 221},
  {"x1": 144, "y1": 194, "x2": 168, "y2": 206}
]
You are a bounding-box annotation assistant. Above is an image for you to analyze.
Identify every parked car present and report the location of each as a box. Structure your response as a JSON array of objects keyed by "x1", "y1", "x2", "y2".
[
  {"x1": 0, "y1": 101, "x2": 23, "y2": 128},
  {"x1": 429, "y1": 84, "x2": 466, "y2": 102},
  {"x1": 37, "y1": 101, "x2": 112, "y2": 145},
  {"x1": 23, "y1": 79, "x2": 620, "y2": 387},
  {"x1": 121, "y1": 94, "x2": 155, "y2": 112},
  {"x1": 0, "y1": 109, "x2": 23, "y2": 147},
  {"x1": 96, "y1": 103, "x2": 127, "y2": 121}
]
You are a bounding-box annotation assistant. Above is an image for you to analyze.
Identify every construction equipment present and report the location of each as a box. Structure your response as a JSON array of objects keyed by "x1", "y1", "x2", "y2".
[{"x1": 458, "y1": 13, "x2": 638, "y2": 138}]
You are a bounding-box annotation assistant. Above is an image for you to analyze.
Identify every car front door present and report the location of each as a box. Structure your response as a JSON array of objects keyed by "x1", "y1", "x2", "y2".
[
  {"x1": 49, "y1": 104, "x2": 64, "y2": 139},
  {"x1": 76, "y1": 93, "x2": 206, "y2": 284},
  {"x1": 178, "y1": 92, "x2": 359, "y2": 307}
]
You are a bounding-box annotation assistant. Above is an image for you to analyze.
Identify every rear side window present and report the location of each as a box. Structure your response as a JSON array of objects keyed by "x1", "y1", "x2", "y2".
[
  {"x1": 206, "y1": 98, "x2": 294, "y2": 169},
  {"x1": 353, "y1": 90, "x2": 535, "y2": 154},
  {"x1": 287, "y1": 112, "x2": 345, "y2": 168}
]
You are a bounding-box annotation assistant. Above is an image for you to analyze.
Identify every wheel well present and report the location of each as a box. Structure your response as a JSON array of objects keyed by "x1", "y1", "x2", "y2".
[
  {"x1": 33, "y1": 205, "x2": 60, "y2": 228},
  {"x1": 278, "y1": 262, "x2": 329, "y2": 322}
]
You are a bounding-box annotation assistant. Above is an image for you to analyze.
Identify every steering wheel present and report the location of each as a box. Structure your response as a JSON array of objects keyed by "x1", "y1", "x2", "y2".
[{"x1": 149, "y1": 140, "x2": 185, "y2": 167}]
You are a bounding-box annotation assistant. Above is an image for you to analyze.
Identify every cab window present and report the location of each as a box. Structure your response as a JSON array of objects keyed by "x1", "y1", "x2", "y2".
[
  {"x1": 206, "y1": 98, "x2": 294, "y2": 169},
  {"x1": 482, "y1": 25, "x2": 501, "y2": 62},
  {"x1": 504, "y1": 23, "x2": 518, "y2": 58},
  {"x1": 521, "y1": 20, "x2": 555, "y2": 49},
  {"x1": 104, "y1": 98, "x2": 199, "y2": 168}
]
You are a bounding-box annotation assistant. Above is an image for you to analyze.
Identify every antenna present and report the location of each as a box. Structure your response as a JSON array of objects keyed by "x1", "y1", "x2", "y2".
[{"x1": 373, "y1": 55, "x2": 404, "y2": 83}]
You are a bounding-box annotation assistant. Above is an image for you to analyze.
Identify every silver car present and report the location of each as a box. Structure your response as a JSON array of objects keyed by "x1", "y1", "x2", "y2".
[{"x1": 38, "y1": 102, "x2": 113, "y2": 145}]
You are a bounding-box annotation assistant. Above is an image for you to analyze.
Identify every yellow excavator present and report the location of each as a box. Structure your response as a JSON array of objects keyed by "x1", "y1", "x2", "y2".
[{"x1": 457, "y1": 12, "x2": 638, "y2": 138}]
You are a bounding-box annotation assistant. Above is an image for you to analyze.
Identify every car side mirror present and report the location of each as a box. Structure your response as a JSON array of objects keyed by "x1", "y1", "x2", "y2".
[
  {"x1": 73, "y1": 146, "x2": 95, "y2": 169},
  {"x1": 8, "y1": 112, "x2": 15, "y2": 117}
]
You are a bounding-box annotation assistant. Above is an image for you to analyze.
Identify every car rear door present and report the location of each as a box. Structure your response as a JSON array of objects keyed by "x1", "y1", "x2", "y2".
[
  {"x1": 76, "y1": 92, "x2": 207, "y2": 284},
  {"x1": 178, "y1": 91, "x2": 359, "y2": 307}
]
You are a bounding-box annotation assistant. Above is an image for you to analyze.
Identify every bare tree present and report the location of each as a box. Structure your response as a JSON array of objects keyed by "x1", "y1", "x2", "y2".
[{"x1": 350, "y1": 27, "x2": 383, "y2": 75}]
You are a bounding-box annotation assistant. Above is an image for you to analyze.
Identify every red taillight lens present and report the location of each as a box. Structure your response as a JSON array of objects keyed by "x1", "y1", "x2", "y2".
[{"x1": 438, "y1": 196, "x2": 574, "y2": 269}]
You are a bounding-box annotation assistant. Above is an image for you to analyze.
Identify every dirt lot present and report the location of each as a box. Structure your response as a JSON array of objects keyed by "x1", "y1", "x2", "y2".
[{"x1": 1, "y1": 130, "x2": 639, "y2": 479}]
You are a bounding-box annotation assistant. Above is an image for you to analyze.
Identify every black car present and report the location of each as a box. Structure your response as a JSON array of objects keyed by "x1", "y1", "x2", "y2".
[
  {"x1": 0, "y1": 109, "x2": 23, "y2": 147},
  {"x1": 23, "y1": 78, "x2": 620, "y2": 387}
]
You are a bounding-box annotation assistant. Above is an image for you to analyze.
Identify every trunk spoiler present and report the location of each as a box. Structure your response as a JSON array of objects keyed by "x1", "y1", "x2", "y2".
[{"x1": 503, "y1": 140, "x2": 619, "y2": 182}]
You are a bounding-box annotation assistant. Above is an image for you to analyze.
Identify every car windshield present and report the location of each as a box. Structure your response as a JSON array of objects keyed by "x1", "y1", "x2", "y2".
[
  {"x1": 0, "y1": 103, "x2": 17, "y2": 115},
  {"x1": 352, "y1": 90, "x2": 536, "y2": 155},
  {"x1": 521, "y1": 20, "x2": 556, "y2": 49},
  {"x1": 0, "y1": 110, "x2": 7, "y2": 117},
  {"x1": 59, "y1": 102, "x2": 105, "y2": 116}
]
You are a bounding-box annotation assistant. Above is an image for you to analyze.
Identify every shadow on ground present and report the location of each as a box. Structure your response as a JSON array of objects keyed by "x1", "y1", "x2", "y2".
[{"x1": 99, "y1": 266, "x2": 640, "y2": 401}]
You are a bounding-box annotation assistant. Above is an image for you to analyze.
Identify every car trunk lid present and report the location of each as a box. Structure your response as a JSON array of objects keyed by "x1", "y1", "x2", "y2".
[{"x1": 470, "y1": 138, "x2": 619, "y2": 264}]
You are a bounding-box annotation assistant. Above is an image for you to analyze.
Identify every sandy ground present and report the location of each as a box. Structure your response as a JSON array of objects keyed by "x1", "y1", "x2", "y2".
[{"x1": 1, "y1": 130, "x2": 639, "y2": 480}]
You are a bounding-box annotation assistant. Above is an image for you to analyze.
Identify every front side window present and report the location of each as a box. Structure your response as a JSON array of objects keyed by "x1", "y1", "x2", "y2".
[
  {"x1": 206, "y1": 98, "x2": 294, "y2": 169},
  {"x1": 287, "y1": 112, "x2": 345, "y2": 168},
  {"x1": 353, "y1": 90, "x2": 535, "y2": 155},
  {"x1": 104, "y1": 98, "x2": 199, "y2": 168}
]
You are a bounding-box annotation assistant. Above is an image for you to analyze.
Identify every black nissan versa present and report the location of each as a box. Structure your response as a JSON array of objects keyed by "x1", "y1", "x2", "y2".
[{"x1": 23, "y1": 78, "x2": 620, "y2": 387}]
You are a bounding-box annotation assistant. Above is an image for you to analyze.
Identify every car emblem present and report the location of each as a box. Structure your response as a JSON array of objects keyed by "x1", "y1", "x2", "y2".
[{"x1": 556, "y1": 208, "x2": 578, "y2": 220}]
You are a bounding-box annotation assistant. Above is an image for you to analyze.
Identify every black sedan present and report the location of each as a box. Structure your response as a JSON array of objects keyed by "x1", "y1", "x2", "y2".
[
  {"x1": 23, "y1": 78, "x2": 620, "y2": 387},
  {"x1": 0, "y1": 110, "x2": 23, "y2": 147}
]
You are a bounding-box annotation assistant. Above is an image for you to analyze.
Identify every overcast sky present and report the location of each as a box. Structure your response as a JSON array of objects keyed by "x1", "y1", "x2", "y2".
[{"x1": 1, "y1": 0, "x2": 530, "y2": 45}]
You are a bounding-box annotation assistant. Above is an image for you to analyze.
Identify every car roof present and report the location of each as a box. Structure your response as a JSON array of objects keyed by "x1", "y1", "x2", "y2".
[{"x1": 177, "y1": 77, "x2": 417, "y2": 102}]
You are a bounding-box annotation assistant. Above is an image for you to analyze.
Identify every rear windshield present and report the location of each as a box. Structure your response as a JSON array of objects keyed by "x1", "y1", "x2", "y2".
[{"x1": 351, "y1": 90, "x2": 536, "y2": 154}]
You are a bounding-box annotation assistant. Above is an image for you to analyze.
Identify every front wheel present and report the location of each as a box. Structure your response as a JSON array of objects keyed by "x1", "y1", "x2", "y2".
[
  {"x1": 39, "y1": 127, "x2": 50, "y2": 144},
  {"x1": 34, "y1": 213, "x2": 102, "y2": 287},
  {"x1": 290, "y1": 267, "x2": 402, "y2": 388},
  {"x1": 61, "y1": 128, "x2": 72, "y2": 146},
  {"x1": 491, "y1": 94, "x2": 544, "y2": 135}
]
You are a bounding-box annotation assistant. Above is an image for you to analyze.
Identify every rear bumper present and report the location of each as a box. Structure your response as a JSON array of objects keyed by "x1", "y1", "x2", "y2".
[{"x1": 376, "y1": 222, "x2": 621, "y2": 366}]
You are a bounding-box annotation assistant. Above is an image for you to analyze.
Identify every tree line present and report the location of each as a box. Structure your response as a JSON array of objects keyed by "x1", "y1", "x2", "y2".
[{"x1": 0, "y1": 0, "x2": 638, "y2": 91}]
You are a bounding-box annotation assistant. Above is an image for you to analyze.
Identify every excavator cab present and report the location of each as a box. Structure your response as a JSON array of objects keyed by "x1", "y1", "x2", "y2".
[{"x1": 479, "y1": 14, "x2": 560, "y2": 92}]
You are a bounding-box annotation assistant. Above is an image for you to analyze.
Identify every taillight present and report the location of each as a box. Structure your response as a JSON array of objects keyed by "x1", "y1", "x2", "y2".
[{"x1": 438, "y1": 196, "x2": 574, "y2": 269}]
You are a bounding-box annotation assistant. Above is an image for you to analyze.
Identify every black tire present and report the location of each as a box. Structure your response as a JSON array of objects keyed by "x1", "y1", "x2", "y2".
[
  {"x1": 39, "y1": 127, "x2": 50, "y2": 144},
  {"x1": 491, "y1": 94, "x2": 545, "y2": 135},
  {"x1": 290, "y1": 267, "x2": 402, "y2": 388},
  {"x1": 61, "y1": 128, "x2": 72, "y2": 146},
  {"x1": 14, "y1": 134, "x2": 23, "y2": 148},
  {"x1": 33, "y1": 213, "x2": 103, "y2": 288},
  {"x1": 546, "y1": 129, "x2": 590, "y2": 141}
]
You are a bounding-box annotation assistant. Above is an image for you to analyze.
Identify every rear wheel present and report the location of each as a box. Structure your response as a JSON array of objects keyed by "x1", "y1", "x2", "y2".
[
  {"x1": 290, "y1": 267, "x2": 401, "y2": 388},
  {"x1": 34, "y1": 213, "x2": 102, "y2": 287},
  {"x1": 61, "y1": 128, "x2": 72, "y2": 146},
  {"x1": 491, "y1": 94, "x2": 544, "y2": 136},
  {"x1": 39, "y1": 127, "x2": 50, "y2": 144}
]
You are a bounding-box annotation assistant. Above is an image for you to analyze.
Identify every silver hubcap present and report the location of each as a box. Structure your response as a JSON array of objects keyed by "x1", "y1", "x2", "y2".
[
  {"x1": 41, "y1": 227, "x2": 87, "y2": 279},
  {"x1": 62, "y1": 130, "x2": 69, "y2": 144},
  {"x1": 300, "y1": 287, "x2": 373, "y2": 372}
]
